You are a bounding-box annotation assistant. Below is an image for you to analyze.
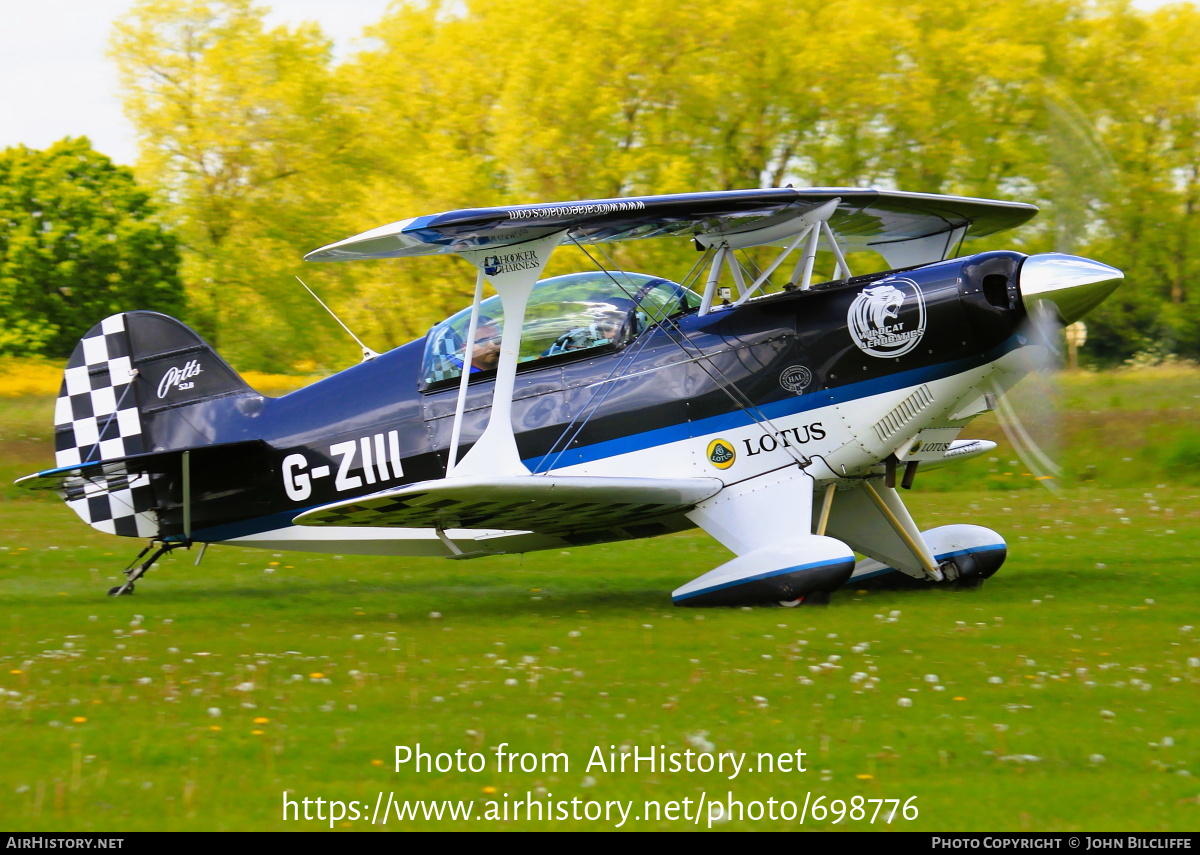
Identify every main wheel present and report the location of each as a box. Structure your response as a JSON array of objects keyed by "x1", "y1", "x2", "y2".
[
  {"x1": 780, "y1": 590, "x2": 831, "y2": 607},
  {"x1": 107, "y1": 583, "x2": 134, "y2": 597}
]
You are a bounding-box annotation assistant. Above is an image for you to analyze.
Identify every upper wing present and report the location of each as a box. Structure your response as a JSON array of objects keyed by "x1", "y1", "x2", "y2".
[
  {"x1": 293, "y1": 474, "x2": 724, "y2": 535},
  {"x1": 304, "y1": 188, "x2": 1036, "y2": 261}
]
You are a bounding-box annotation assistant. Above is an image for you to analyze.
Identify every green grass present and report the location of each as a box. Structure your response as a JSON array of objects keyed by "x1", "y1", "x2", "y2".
[{"x1": 1, "y1": 370, "x2": 1199, "y2": 831}]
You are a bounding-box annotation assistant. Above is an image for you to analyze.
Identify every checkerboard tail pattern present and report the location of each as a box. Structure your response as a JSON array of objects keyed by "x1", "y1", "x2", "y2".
[{"x1": 53, "y1": 314, "x2": 159, "y2": 538}]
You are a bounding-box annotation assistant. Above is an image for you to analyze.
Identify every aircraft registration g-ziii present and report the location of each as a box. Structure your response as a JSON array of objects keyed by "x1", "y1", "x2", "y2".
[{"x1": 19, "y1": 188, "x2": 1123, "y2": 605}]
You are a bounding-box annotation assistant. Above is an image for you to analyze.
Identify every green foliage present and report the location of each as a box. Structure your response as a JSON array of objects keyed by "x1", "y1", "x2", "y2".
[
  {"x1": 108, "y1": 0, "x2": 1200, "y2": 371},
  {"x1": 0, "y1": 138, "x2": 183, "y2": 357},
  {"x1": 111, "y1": 0, "x2": 361, "y2": 371}
]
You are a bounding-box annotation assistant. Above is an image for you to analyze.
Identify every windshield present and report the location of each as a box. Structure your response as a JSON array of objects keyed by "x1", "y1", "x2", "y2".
[{"x1": 421, "y1": 271, "x2": 699, "y2": 385}]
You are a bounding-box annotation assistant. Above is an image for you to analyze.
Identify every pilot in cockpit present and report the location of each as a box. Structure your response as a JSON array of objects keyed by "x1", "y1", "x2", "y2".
[
  {"x1": 453, "y1": 318, "x2": 503, "y2": 373},
  {"x1": 544, "y1": 295, "x2": 636, "y2": 356}
]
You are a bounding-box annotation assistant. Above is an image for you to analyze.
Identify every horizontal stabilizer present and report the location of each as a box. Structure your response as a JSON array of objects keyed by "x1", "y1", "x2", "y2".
[
  {"x1": 17, "y1": 440, "x2": 270, "y2": 493},
  {"x1": 17, "y1": 440, "x2": 268, "y2": 539},
  {"x1": 293, "y1": 475, "x2": 724, "y2": 535}
]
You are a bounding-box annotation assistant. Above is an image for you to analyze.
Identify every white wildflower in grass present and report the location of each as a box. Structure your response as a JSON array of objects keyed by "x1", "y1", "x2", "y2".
[
  {"x1": 686, "y1": 731, "x2": 716, "y2": 753},
  {"x1": 504, "y1": 678, "x2": 518, "y2": 687},
  {"x1": 432, "y1": 697, "x2": 444, "y2": 703},
  {"x1": 1089, "y1": 754, "x2": 1105, "y2": 764},
  {"x1": 234, "y1": 682, "x2": 254, "y2": 692},
  {"x1": 1163, "y1": 736, "x2": 1175, "y2": 747},
  {"x1": 428, "y1": 612, "x2": 442, "y2": 619},
  {"x1": 1100, "y1": 710, "x2": 1116, "y2": 719},
  {"x1": 924, "y1": 674, "x2": 939, "y2": 683},
  {"x1": 207, "y1": 708, "x2": 221, "y2": 718},
  {"x1": 753, "y1": 696, "x2": 769, "y2": 709},
  {"x1": 568, "y1": 631, "x2": 581, "y2": 638},
  {"x1": 581, "y1": 776, "x2": 596, "y2": 788},
  {"x1": 999, "y1": 754, "x2": 1041, "y2": 763},
  {"x1": 1188, "y1": 658, "x2": 1200, "y2": 668},
  {"x1": 988, "y1": 676, "x2": 1003, "y2": 684},
  {"x1": 1145, "y1": 599, "x2": 1156, "y2": 605},
  {"x1": 897, "y1": 697, "x2": 912, "y2": 707}
]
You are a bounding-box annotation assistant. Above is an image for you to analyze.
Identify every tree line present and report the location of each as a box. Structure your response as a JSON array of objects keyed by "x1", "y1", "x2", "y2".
[{"x1": 3, "y1": 0, "x2": 1197, "y2": 371}]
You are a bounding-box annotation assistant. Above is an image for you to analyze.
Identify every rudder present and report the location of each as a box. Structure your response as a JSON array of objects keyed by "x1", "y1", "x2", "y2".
[{"x1": 52, "y1": 312, "x2": 257, "y2": 537}]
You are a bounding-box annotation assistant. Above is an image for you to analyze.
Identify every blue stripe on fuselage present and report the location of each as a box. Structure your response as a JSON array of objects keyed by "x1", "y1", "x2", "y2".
[{"x1": 523, "y1": 339, "x2": 1017, "y2": 471}]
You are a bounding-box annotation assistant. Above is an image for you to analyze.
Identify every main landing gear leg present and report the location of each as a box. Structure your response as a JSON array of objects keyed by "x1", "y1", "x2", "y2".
[{"x1": 108, "y1": 541, "x2": 187, "y2": 597}]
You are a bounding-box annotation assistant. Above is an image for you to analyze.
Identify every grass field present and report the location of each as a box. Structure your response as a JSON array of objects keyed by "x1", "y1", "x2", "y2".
[{"x1": 1, "y1": 368, "x2": 1198, "y2": 831}]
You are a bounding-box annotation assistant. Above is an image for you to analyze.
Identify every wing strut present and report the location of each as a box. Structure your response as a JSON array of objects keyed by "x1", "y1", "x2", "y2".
[
  {"x1": 694, "y1": 199, "x2": 845, "y2": 314},
  {"x1": 445, "y1": 268, "x2": 486, "y2": 477},
  {"x1": 447, "y1": 231, "x2": 567, "y2": 478}
]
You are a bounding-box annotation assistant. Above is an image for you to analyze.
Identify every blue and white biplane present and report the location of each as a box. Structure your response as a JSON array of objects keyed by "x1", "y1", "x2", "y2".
[{"x1": 19, "y1": 188, "x2": 1123, "y2": 605}]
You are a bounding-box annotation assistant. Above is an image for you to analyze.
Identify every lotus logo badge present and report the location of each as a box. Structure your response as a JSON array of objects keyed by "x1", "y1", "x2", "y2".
[
  {"x1": 706, "y1": 439, "x2": 736, "y2": 470},
  {"x1": 848, "y1": 278, "x2": 926, "y2": 358}
]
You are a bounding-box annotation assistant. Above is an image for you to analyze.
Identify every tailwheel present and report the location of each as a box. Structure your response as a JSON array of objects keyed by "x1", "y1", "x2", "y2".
[{"x1": 108, "y1": 540, "x2": 188, "y2": 597}]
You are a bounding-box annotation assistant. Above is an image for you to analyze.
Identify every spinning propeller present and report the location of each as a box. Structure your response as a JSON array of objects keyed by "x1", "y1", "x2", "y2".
[{"x1": 992, "y1": 254, "x2": 1123, "y2": 492}]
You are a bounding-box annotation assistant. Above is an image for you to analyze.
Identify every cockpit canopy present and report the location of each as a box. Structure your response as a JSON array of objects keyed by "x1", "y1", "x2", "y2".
[{"x1": 422, "y1": 271, "x2": 700, "y2": 385}]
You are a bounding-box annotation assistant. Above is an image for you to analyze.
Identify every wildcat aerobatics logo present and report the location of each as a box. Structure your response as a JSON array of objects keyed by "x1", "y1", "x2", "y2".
[{"x1": 847, "y1": 278, "x2": 926, "y2": 358}]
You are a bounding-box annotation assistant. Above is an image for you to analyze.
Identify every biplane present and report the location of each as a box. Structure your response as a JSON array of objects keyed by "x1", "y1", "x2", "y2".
[{"x1": 19, "y1": 188, "x2": 1123, "y2": 605}]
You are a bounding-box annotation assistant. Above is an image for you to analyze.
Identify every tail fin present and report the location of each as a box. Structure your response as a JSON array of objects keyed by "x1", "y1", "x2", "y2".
[{"x1": 47, "y1": 312, "x2": 259, "y2": 537}]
